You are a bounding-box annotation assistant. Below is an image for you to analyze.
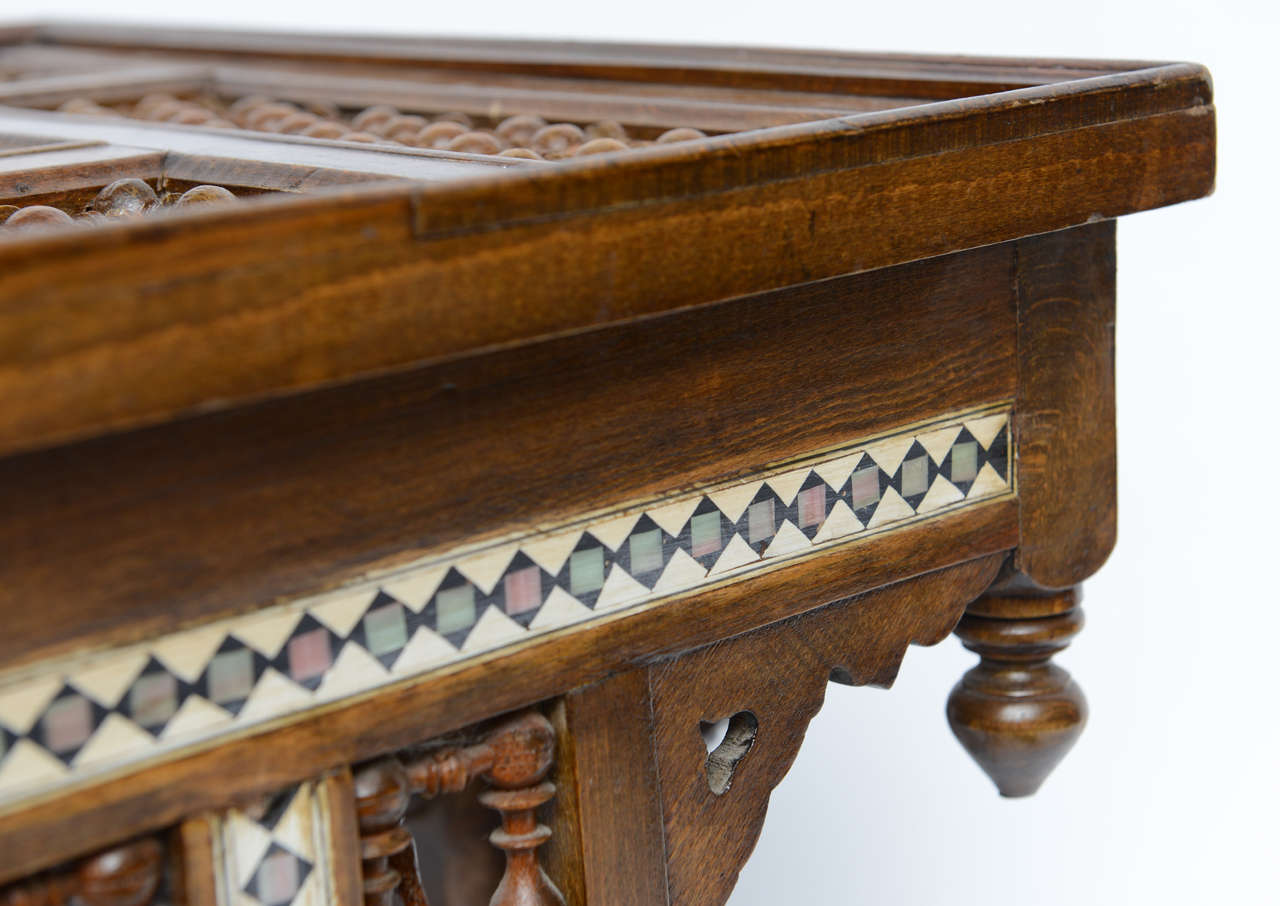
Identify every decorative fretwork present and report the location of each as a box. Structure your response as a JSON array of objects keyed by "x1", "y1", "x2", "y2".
[{"x1": 353, "y1": 709, "x2": 563, "y2": 906}]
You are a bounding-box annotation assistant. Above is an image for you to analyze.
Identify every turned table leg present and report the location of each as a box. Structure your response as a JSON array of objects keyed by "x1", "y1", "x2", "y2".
[{"x1": 946, "y1": 586, "x2": 1087, "y2": 797}]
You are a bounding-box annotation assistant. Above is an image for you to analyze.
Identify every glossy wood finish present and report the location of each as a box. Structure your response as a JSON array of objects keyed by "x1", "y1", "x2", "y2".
[
  {"x1": 940, "y1": 221, "x2": 1118, "y2": 797},
  {"x1": 0, "y1": 241, "x2": 1017, "y2": 672},
  {"x1": 0, "y1": 25, "x2": 1215, "y2": 906},
  {"x1": 0, "y1": 46, "x2": 1211, "y2": 459},
  {"x1": 948, "y1": 587, "x2": 1087, "y2": 797},
  {"x1": 546, "y1": 556, "x2": 1001, "y2": 905},
  {"x1": 0, "y1": 498, "x2": 1017, "y2": 884},
  {"x1": 1009, "y1": 221, "x2": 1119, "y2": 591}
]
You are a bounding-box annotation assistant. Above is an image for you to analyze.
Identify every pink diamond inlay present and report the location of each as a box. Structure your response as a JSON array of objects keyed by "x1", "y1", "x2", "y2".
[
  {"x1": 287, "y1": 628, "x2": 332, "y2": 683},
  {"x1": 798, "y1": 485, "x2": 826, "y2": 528},
  {"x1": 850, "y1": 467, "x2": 880, "y2": 509},
  {"x1": 504, "y1": 565, "x2": 542, "y2": 614},
  {"x1": 43, "y1": 695, "x2": 93, "y2": 754}
]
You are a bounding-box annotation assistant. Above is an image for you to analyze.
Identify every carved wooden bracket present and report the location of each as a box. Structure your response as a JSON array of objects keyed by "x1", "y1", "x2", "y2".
[{"x1": 548, "y1": 554, "x2": 1004, "y2": 906}]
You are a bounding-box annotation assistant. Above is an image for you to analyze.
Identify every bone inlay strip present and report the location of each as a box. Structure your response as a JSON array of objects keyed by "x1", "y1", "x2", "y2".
[
  {"x1": 207, "y1": 778, "x2": 344, "y2": 906},
  {"x1": 0, "y1": 405, "x2": 1012, "y2": 809}
]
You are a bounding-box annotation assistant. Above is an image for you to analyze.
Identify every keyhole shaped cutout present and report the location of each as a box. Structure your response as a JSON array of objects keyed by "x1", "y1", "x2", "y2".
[{"x1": 699, "y1": 711, "x2": 759, "y2": 795}]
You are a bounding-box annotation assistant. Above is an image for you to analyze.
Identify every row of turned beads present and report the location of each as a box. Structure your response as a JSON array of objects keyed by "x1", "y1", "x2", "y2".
[
  {"x1": 0, "y1": 178, "x2": 236, "y2": 234},
  {"x1": 57, "y1": 93, "x2": 709, "y2": 158}
]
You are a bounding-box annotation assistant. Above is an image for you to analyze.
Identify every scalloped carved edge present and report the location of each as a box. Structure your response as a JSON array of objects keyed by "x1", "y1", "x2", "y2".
[{"x1": 646, "y1": 554, "x2": 1005, "y2": 906}]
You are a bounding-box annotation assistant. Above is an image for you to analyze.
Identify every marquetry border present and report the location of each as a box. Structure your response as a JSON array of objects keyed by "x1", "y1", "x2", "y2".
[{"x1": 0, "y1": 403, "x2": 1012, "y2": 810}]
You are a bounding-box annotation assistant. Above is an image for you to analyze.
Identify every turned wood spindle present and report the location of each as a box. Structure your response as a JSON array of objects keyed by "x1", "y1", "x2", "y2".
[
  {"x1": 475, "y1": 711, "x2": 562, "y2": 906},
  {"x1": 353, "y1": 757, "x2": 426, "y2": 906},
  {"x1": 77, "y1": 839, "x2": 164, "y2": 906},
  {"x1": 353, "y1": 709, "x2": 563, "y2": 906},
  {"x1": 947, "y1": 586, "x2": 1088, "y2": 797},
  {"x1": 1, "y1": 838, "x2": 163, "y2": 906}
]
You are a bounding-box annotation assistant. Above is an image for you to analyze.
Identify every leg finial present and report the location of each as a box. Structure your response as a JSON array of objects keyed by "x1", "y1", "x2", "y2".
[{"x1": 947, "y1": 587, "x2": 1087, "y2": 797}]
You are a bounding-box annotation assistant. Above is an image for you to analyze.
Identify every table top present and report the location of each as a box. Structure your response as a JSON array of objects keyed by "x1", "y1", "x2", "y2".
[{"x1": 0, "y1": 24, "x2": 1214, "y2": 460}]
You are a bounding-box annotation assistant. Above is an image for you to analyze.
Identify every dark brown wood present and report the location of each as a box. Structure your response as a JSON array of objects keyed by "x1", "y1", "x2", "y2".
[
  {"x1": 0, "y1": 499, "x2": 1016, "y2": 883},
  {"x1": 0, "y1": 240, "x2": 1017, "y2": 671},
  {"x1": 947, "y1": 586, "x2": 1087, "y2": 797},
  {"x1": 353, "y1": 710, "x2": 563, "y2": 906},
  {"x1": 545, "y1": 670, "x2": 670, "y2": 906},
  {"x1": 0, "y1": 26, "x2": 1216, "y2": 906},
  {"x1": 1009, "y1": 220, "x2": 1119, "y2": 591},
  {"x1": 0, "y1": 839, "x2": 163, "y2": 906},
  {"x1": 941, "y1": 221, "x2": 1117, "y2": 796},
  {"x1": 479, "y1": 784, "x2": 562, "y2": 906},
  {"x1": 0, "y1": 58, "x2": 1210, "y2": 458},
  {"x1": 648, "y1": 555, "x2": 1002, "y2": 906},
  {"x1": 352, "y1": 758, "x2": 417, "y2": 906}
]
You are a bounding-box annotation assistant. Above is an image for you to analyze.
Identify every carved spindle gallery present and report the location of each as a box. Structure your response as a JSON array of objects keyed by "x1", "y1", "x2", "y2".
[
  {"x1": 476, "y1": 711, "x2": 562, "y2": 906},
  {"x1": 352, "y1": 758, "x2": 423, "y2": 906},
  {"x1": 946, "y1": 586, "x2": 1088, "y2": 797},
  {"x1": 0, "y1": 839, "x2": 163, "y2": 906},
  {"x1": 353, "y1": 709, "x2": 563, "y2": 906}
]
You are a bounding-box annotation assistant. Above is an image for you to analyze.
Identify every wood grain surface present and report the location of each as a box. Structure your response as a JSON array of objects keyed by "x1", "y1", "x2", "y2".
[
  {"x1": 0, "y1": 58, "x2": 1212, "y2": 457},
  {"x1": 1010, "y1": 221, "x2": 1119, "y2": 589},
  {"x1": 540, "y1": 555, "x2": 1001, "y2": 906},
  {"x1": 546, "y1": 670, "x2": 670, "y2": 906},
  {"x1": 0, "y1": 28, "x2": 1217, "y2": 901},
  {"x1": 0, "y1": 498, "x2": 1016, "y2": 883},
  {"x1": 0, "y1": 241, "x2": 1016, "y2": 669}
]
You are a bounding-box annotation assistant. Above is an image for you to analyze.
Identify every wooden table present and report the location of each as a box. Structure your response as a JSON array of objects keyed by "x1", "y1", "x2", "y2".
[{"x1": 0, "y1": 25, "x2": 1215, "y2": 906}]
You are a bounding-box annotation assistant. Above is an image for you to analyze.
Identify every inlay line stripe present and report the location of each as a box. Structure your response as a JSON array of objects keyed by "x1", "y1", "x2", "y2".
[{"x1": 0, "y1": 403, "x2": 1012, "y2": 809}]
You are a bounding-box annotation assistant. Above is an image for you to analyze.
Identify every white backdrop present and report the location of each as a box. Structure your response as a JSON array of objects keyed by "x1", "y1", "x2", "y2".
[{"x1": 7, "y1": 2, "x2": 1274, "y2": 902}]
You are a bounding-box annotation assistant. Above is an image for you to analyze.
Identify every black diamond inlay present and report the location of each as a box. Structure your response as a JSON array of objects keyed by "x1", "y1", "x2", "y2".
[
  {"x1": 555, "y1": 533, "x2": 609, "y2": 609},
  {"x1": 349, "y1": 591, "x2": 420, "y2": 668},
  {"x1": 676, "y1": 497, "x2": 731, "y2": 569},
  {"x1": 422, "y1": 567, "x2": 479, "y2": 648},
  {"x1": 265, "y1": 614, "x2": 345, "y2": 692},
  {"x1": 734, "y1": 484, "x2": 785, "y2": 556},
  {"x1": 122, "y1": 656, "x2": 193, "y2": 737},
  {"x1": 982, "y1": 424, "x2": 1010, "y2": 483},
  {"x1": 30, "y1": 684, "x2": 109, "y2": 765},
  {"x1": 790, "y1": 472, "x2": 833, "y2": 540},
  {"x1": 258, "y1": 784, "x2": 302, "y2": 831},
  {"x1": 0, "y1": 724, "x2": 16, "y2": 768},
  {"x1": 839, "y1": 453, "x2": 891, "y2": 525},
  {"x1": 613, "y1": 514, "x2": 674, "y2": 588},
  {"x1": 194, "y1": 637, "x2": 270, "y2": 716},
  {"x1": 891, "y1": 440, "x2": 938, "y2": 511}
]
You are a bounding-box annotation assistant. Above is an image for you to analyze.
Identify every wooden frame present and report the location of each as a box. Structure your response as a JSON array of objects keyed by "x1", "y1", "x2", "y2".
[{"x1": 0, "y1": 24, "x2": 1214, "y2": 905}]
